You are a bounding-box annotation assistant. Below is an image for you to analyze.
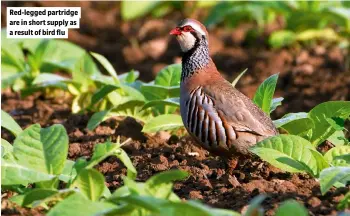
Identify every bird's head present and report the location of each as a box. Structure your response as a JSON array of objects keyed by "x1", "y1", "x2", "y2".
[{"x1": 170, "y1": 18, "x2": 208, "y2": 52}]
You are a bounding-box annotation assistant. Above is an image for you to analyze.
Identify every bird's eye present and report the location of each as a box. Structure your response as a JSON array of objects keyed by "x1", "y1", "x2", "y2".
[{"x1": 183, "y1": 26, "x2": 193, "y2": 32}]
